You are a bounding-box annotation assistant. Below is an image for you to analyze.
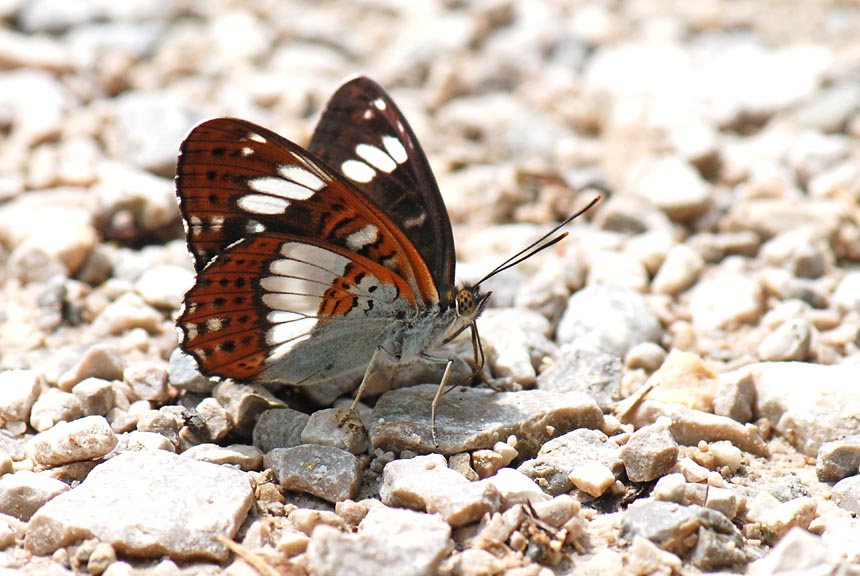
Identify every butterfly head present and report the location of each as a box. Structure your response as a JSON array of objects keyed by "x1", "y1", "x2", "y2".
[{"x1": 454, "y1": 285, "x2": 491, "y2": 322}]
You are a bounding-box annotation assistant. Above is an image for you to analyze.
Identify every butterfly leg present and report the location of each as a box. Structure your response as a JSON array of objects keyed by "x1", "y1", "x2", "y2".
[
  {"x1": 469, "y1": 322, "x2": 503, "y2": 392},
  {"x1": 429, "y1": 358, "x2": 454, "y2": 448},
  {"x1": 337, "y1": 346, "x2": 391, "y2": 427}
]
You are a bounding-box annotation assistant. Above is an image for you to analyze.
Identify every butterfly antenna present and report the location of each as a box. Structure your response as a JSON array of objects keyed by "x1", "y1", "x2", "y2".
[{"x1": 475, "y1": 195, "x2": 601, "y2": 287}]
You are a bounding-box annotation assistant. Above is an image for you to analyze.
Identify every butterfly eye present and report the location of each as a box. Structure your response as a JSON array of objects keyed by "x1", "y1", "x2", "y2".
[{"x1": 455, "y1": 288, "x2": 477, "y2": 317}]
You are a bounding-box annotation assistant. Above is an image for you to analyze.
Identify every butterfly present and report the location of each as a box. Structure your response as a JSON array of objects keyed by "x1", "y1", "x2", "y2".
[{"x1": 175, "y1": 76, "x2": 599, "y2": 440}]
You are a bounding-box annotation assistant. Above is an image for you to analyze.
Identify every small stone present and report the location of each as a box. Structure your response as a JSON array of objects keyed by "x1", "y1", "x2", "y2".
[
  {"x1": 26, "y1": 450, "x2": 254, "y2": 561},
  {"x1": 537, "y1": 346, "x2": 622, "y2": 410},
  {"x1": 214, "y1": 381, "x2": 286, "y2": 437},
  {"x1": 704, "y1": 487, "x2": 740, "y2": 520},
  {"x1": 832, "y1": 476, "x2": 860, "y2": 515},
  {"x1": 86, "y1": 541, "x2": 116, "y2": 575},
  {"x1": 817, "y1": 435, "x2": 860, "y2": 482},
  {"x1": 252, "y1": 408, "x2": 309, "y2": 453},
  {"x1": 530, "y1": 494, "x2": 580, "y2": 528},
  {"x1": 651, "y1": 244, "x2": 705, "y2": 295},
  {"x1": 0, "y1": 470, "x2": 69, "y2": 520},
  {"x1": 123, "y1": 361, "x2": 169, "y2": 403},
  {"x1": 756, "y1": 497, "x2": 817, "y2": 543},
  {"x1": 167, "y1": 349, "x2": 214, "y2": 395},
  {"x1": 370, "y1": 384, "x2": 603, "y2": 457},
  {"x1": 586, "y1": 250, "x2": 649, "y2": 292},
  {"x1": 194, "y1": 397, "x2": 230, "y2": 442},
  {"x1": 689, "y1": 273, "x2": 763, "y2": 330},
  {"x1": 71, "y1": 377, "x2": 115, "y2": 416},
  {"x1": 478, "y1": 309, "x2": 554, "y2": 386},
  {"x1": 27, "y1": 415, "x2": 118, "y2": 466},
  {"x1": 301, "y1": 408, "x2": 368, "y2": 455},
  {"x1": 620, "y1": 424, "x2": 679, "y2": 482},
  {"x1": 831, "y1": 271, "x2": 860, "y2": 312},
  {"x1": 621, "y1": 500, "x2": 745, "y2": 563},
  {"x1": 625, "y1": 342, "x2": 667, "y2": 373},
  {"x1": 448, "y1": 453, "x2": 478, "y2": 481},
  {"x1": 57, "y1": 344, "x2": 124, "y2": 391},
  {"x1": 380, "y1": 454, "x2": 500, "y2": 527},
  {"x1": 747, "y1": 527, "x2": 845, "y2": 575},
  {"x1": 482, "y1": 467, "x2": 550, "y2": 508},
  {"x1": 92, "y1": 293, "x2": 162, "y2": 336},
  {"x1": 627, "y1": 535, "x2": 683, "y2": 576},
  {"x1": 624, "y1": 400, "x2": 769, "y2": 456},
  {"x1": 265, "y1": 445, "x2": 361, "y2": 503},
  {"x1": 134, "y1": 265, "x2": 193, "y2": 310},
  {"x1": 557, "y1": 285, "x2": 662, "y2": 357},
  {"x1": 306, "y1": 506, "x2": 451, "y2": 576},
  {"x1": 714, "y1": 371, "x2": 756, "y2": 423},
  {"x1": 492, "y1": 441, "x2": 518, "y2": 468},
  {"x1": 471, "y1": 449, "x2": 504, "y2": 478},
  {"x1": 112, "y1": 92, "x2": 205, "y2": 176},
  {"x1": 637, "y1": 350, "x2": 718, "y2": 412},
  {"x1": 568, "y1": 460, "x2": 617, "y2": 497},
  {"x1": 688, "y1": 441, "x2": 743, "y2": 473},
  {"x1": 0, "y1": 513, "x2": 25, "y2": 550},
  {"x1": 626, "y1": 156, "x2": 712, "y2": 222},
  {"x1": 518, "y1": 428, "x2": 623, "y2": 495},
  {"x1": 125, "y1": 431, "x2": 175, "y2": 452},
  {"x1": 288, "y1": 508, "x2": 345, "y2": 536},
  {"x1": 182, "y1": 443, "x2": 263, "y2": 471},
  {"x1": 0, "y1": 369, "x2": 42, "y2": 422},
  {"x1": 757, "y1": 318, "x2": 812, "y2": 361},
  {"x1": 652, "y1": 473, "x2": 687, "y2": 504},
  {"x1": 135, "y1": 406, "x2": 183, "y2": 445}
]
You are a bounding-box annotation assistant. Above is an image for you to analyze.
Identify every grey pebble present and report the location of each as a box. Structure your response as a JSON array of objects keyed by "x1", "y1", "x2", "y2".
[
  {"x1": 757, "y1": 318, "x2": 811, "y2": 362},
  {"x1": 537, "y1": 345, "x2": 621, "y2": 410},
  {"x1": 380, "y1": 454, "x2": 500, "y2": 527},
  {"x1": 0, "y1": 470, "x2": 69, "y2": 521},
  {"x1": 306, "y1": 506, "x2": 451, "y2": 576},
  {"x1": 253, "y1": 407, "x2": 309, "y2": 453},
  {"x1": 518, "y1": 428, "x2": 623, "y2": 495},
  {"x1": 167, "y1": 348, "x2": 215, "y2": 395},
  {"x1": 0, "y1": 369, "x2": 42, "y2": 423},
  {"x1": 25, "y1": 450, "x2": 253, "y2": 561},
  {"x1": 265, "y1": 444, "x2": 362, "y2": 503},
  {"x1": 370, "y1": 384, "x2": 603, "y2": 456},
  {"x1": 213, "y1": 381, "x2": 286, "y2": 437},
  {"x1": 831, "y1": 476, "x2": 860, "y2": 515},
  {"x1": 620, "y1": 423, "x2": 679, "y2": 483},
  {"x1": 817, "y1": 435, "x2": 860, "y2": 483},
  {"x1": 301, "y1": 408, "x2": 368, "y2": 455},
  {"x1": 27, "y1": 415, "x2": 117, "y2": 466},
  {"x1": 556, "y1": 285, "x2": 662, "y2": 357}
]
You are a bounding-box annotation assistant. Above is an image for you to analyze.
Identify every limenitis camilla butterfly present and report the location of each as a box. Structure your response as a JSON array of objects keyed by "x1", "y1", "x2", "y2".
[{"x1": 175, "y1": 76, "x2": 599, "y2": 440}]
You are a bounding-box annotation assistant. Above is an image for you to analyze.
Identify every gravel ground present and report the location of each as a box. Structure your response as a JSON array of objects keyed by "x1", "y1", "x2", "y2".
[{"x1": 2, "y1": 0, "x2": 860, "y2": 575}]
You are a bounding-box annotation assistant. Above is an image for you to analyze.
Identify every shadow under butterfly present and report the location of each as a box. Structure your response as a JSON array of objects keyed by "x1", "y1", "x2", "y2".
[{"x1": 174, "y1": 75, "x2": 600, "y2": 445}]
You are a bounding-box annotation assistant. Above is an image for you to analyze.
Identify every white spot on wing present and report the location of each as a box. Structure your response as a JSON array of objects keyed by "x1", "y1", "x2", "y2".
[
  {"x1": 382, "y1": 135, "x2": 408, "y2": 164},
  {"x1": 241, "y1": 146, "x2": 254, "y2": 157},
  {"x1": 237, "y1": 194, "x2": 290, "y2": 215},
  {"x1": 248, "y1": 176, "x2": 315, "y2": 200},
  {"x1": 341, "y1": 160, "x2": 376, "y2": 183},
  {"x1": 247, "y1": 132, "x2": 267, "y2": 143},
  {"x1": 246, "y1": 221, "x2": 265, "y2": 234},
  {"x1": 345, "y1": 225, "x2": 379, "y2": 251},
  {"x1": 279, "y1": 164, "x2": 325, "y2": 191},
  {"x1": 206, "y1": 318, "x2": 223, "y2": 331},
  {"x1": 373, "y1": 98, "x2": 387, "y2": 110},
  {"x1": 356, "y1": 144, "x2": 396, "y2": 173}
]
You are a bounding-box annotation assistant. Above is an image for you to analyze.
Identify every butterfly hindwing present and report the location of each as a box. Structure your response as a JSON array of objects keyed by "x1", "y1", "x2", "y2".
[
  {"x1": 309, "y1": 77, "x2": 456, "y2": 305},
  {"x1": 178, "y1": 232, "x2": 417, "y2": 383}
]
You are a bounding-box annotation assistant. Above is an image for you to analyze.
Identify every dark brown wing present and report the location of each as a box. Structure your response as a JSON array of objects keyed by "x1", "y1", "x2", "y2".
[{"x1": 308, "y1": 76, "x2": 456, "y2": 307}]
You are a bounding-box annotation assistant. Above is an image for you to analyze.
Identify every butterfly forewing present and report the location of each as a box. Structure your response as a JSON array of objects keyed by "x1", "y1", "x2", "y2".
[
  {"x1": 176, "y1": 117, "x2": 438, "y2": 305},
  {"x1": 309, "y1": 77, "x2": 456, "y2": 305}
]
